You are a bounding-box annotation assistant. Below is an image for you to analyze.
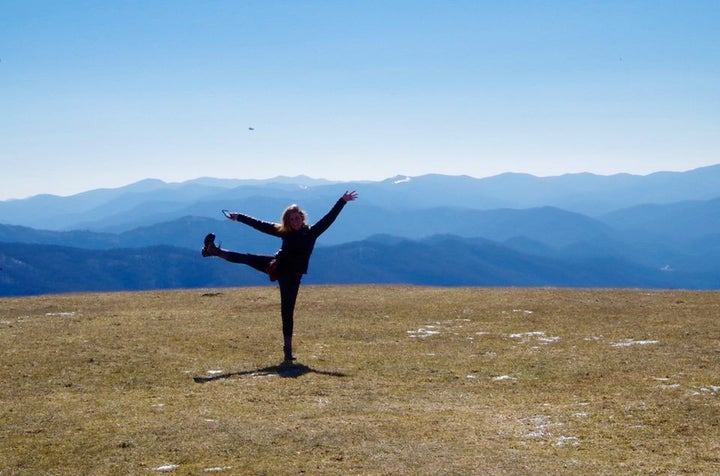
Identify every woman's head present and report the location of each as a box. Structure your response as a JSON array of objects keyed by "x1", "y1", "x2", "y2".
[{"x1": 279, "y1": 204, "x2": 307, "y2": 233}]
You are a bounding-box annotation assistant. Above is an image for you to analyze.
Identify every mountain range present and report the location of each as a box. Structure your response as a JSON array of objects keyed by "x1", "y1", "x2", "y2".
[{"x1": 1, "y1": 165, "x2": 719, "y2": 296}]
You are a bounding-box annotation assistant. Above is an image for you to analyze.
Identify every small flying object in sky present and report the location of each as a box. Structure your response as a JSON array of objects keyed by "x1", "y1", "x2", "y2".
[{"x1": 248, "y1": 127, "x2": 255, "y2": 131}]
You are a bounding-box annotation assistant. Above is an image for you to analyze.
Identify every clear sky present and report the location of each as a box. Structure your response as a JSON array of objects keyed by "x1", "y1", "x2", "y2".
[{"x1": 1, "y1": 1, "x2": 718, "y2": 200}]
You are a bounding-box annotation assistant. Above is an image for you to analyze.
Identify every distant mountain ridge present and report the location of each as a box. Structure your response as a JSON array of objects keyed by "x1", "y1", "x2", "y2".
[
  {"x1": 1, "y1": 166, "x2": 719, "y2": 295},
  {"x1": 3, "y1": 230, "x2": 716, "y2": 297},
  {"x1": 2, "y1": 165, "x2": 720, "y2": 231}
]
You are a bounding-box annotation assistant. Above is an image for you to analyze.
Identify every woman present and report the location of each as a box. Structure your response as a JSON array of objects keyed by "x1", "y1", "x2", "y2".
[{"x1": 202, "y1": 190, "x2": 358, "y2": 363}]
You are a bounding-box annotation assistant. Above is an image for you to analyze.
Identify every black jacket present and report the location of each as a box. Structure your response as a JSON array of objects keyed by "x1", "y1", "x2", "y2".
[{"x1": 234, "y1": 198, "x2": 347, "y2": 274}]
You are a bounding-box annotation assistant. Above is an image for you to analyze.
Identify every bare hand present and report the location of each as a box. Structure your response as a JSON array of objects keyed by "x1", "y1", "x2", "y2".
[
  {"x1": 222, "y1": 210, "x2": 239, "y2": 221},
  {"x1": 342, "y1": 190, "x2": 358, "y2": 202}
]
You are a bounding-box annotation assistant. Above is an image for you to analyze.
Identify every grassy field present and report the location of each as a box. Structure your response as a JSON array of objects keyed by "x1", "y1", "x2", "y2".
[{"x1": 1, "y1": 285, "x2": 719, "y2": 475}]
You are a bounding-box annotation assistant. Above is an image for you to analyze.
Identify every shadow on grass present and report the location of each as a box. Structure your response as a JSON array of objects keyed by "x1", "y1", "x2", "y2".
[{"x1": 193, "y1": 362, "x2": 348, "y2": 383}]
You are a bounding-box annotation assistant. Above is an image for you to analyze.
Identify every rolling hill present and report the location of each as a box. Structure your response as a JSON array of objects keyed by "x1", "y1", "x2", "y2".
[{"x1": 1, "y1": 167, "x2": 719, "y2": 295}]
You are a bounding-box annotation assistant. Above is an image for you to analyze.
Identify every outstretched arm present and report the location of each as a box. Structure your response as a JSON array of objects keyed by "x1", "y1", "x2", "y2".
[
  {"x1": 225, "y1": 211, "x2": 282, "y2": 237},
  {"x1": 311, "y1": 190, "x2": 359, "y2": 237}
]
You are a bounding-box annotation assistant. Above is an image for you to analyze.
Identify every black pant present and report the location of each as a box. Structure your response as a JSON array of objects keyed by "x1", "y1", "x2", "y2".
[
  {"x1": 221, "y1": 252, "x2": 301, "y2": 339},
  {"x1": 278, "y1": 271, "x2": 301, "y2": 339}
]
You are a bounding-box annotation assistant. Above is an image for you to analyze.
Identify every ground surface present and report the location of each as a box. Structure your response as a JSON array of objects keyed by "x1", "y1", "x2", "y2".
[{"x1": 1, "y1": 286, "x2": 719, "y2": 475}]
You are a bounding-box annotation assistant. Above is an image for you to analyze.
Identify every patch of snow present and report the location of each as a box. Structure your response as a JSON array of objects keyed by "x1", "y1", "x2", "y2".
[
  {"x1": 538, "y1": 336, "x2": 561, "y2": 344},
  {"x1": 510, "y1": 331, "x2": 544, "y2": 339},
  {"x1": 204, "y1": 467, "x2": 233, "y2": 473},
  {"x1": 659, "y1": 384, "x2": 681, "y2": 389},
  {"x1": 610, "y1": 339, "x2": 660, "y2": 347},
  {"x1": 154, "y1": 464, "x2": 179, "y2": 472},
  {"x1": 407, "y1": 327, "x2": 441, "y2": 338},
  {"x1": 207, "y1": 370, "x2": 223, "y2": 375},
  {"x1": 554, "y1": 436, "x2": 580, "y2": 447},
  {"x1": 521, "y1": 415, "x2": 552, "y2": 439},
  {"x1": 520, "y1": 415, "x2": 578, "y2": 446},
  {"x1": 512, "y1": 309, "x2": 534, "y2": 315},
  {"x1": 509, "y1": 331, "x2": 560, "y2": 344},
  {"x1": 393, "y1": 176, "x2": 411, "y2": 184},
  {"x1": 492, "y1": 375, "x2": 517, "y2": 381},
  {"x1": 45, "y1": 312, "x2": 75, "y2": 317}
]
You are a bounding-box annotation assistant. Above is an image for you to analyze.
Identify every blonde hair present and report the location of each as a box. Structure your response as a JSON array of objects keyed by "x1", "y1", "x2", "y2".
[{"x1": 277, "y1": 204, "x2": 307, "y2": 234}]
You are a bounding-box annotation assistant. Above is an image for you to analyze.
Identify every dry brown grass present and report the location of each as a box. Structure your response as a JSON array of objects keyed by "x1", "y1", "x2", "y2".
[{"x1": 1, "y1": 286, "x2": 719, "y2": 475}]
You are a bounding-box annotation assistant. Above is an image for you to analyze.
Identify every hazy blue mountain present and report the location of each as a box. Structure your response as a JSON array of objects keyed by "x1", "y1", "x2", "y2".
[
  {"x1": 2, "y1": 197, "x2": 718, "y2": 285},
  {"x1": 0, "y1": 242, "x2": 269, "y2": 296},
  {"x1": 1, "y1": 166, "x2": 719, "y2": 295},
  {"x1": 307, "y1": 235, "x2": 690, "y2": 288},
  {"x1": 3, "y1": 232, "x2": 715, "y2": 297},
  {"x1": 0, "y1": 177, "x2": 338, "y2": 231},
  {"x1": 473, "y1": 165, "x2": 720, "y2": 214},
  {"x1": 0, "y1": 179, "x2": 173, "y2": 230},
  {"x1": 2, "y1": 165, "x2": 719, "y2": 231},
  {"x1": 598, "y1": 197, "x2": 720, "y2": 241},
  {"x1": 0, "y1": 205, "x2": 622, "y2": 250}
]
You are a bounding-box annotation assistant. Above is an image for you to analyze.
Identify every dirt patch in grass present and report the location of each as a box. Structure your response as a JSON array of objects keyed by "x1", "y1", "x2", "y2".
[{"x1": 1, "y1": 286, "x2": 719, "y2": 474}]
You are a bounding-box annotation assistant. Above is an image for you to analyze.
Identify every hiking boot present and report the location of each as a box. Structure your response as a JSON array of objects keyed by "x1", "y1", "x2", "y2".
[
  {"x1": 267, "y1": 259, "x2": 279, "y2": 282},
  {"x1": 201, "y1": 233, "x2": 218, "y2": 257}
]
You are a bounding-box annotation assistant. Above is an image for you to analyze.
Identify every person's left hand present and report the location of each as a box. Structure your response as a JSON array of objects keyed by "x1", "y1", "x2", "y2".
[{"x1": 342, "y1": 190, "x2": 358, "y2": 202}]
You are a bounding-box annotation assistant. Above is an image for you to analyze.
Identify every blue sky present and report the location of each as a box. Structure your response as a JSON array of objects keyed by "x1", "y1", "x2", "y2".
[{"x1": 1, "y1": 1, "x2": 718, "y2": 200}]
